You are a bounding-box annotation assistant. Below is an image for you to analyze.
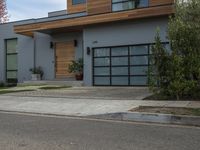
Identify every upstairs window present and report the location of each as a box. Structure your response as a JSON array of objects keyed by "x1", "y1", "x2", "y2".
[
  {"x1": 72, "y1": 0, "x2": 86, "y2": 5},
  {"x1": 112, "y1": 0, "x2": 149, "y2": 12}
]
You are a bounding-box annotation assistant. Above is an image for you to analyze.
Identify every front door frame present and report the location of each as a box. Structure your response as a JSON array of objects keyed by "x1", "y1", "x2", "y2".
[{"x1": 54, "y1": 41, "x2": 75, "y2": 79}]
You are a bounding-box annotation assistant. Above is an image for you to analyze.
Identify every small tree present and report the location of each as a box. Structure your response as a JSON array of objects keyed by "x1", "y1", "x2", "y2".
[
  {"x1": 0, "y1": 0, "x2": 8, "y2": 23},
  {"x1": 149, "y1": 0, "x2": 200, "y2": 100}
]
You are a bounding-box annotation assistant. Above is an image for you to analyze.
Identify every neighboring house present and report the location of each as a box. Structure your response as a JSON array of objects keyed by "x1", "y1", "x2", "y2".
[{"x1": 0, "y1": 0, "x2": 174, "y2": 86}]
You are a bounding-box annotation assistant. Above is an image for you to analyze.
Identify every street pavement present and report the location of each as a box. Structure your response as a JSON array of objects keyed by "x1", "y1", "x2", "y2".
[{"x1": 0, "y1": 112, "x2": 199, "y2": 150}]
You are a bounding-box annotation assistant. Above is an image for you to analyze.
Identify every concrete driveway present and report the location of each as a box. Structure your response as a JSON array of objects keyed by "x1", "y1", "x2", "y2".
[
  {"x1": 0, "y1": 95, "x2": 139, "y2": 116},
  {"x1": 0, "y1": 87, "x2": 152, "y2": 117},
  {"x1": 4, "y1": 87, "x2": 151, "y2": 100}
]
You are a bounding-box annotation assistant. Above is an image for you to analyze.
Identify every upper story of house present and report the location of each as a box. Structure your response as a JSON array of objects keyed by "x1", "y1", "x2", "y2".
[
  {"x1": 67, "y1": 0, "x2": 174, "y2": 15},
  {"x1": 13, "y1": 0, "x2": 175, "y2": 36}
]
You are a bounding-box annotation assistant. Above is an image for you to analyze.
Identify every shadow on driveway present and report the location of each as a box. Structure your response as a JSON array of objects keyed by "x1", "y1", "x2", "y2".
[{"x1": 3, "y1": 87, "x2": 151, "y2": 100}]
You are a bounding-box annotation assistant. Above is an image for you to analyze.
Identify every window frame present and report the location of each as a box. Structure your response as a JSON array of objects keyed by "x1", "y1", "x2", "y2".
[
  {"x1": 112, "y1": 0, "x2": 149, "y2": 12},
  {"x1": 5, "y1": 38, "x2": 18, "y2": 84},
  {"x1": 72, "y1": 0, "x2": 86, "y2": 5}
]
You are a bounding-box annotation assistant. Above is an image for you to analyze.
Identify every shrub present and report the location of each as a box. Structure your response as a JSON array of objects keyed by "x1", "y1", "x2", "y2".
[
  {"x1": 68, "y1": 58, "x2": 83, "y2": 75},
  {"x1": 29, "y1": 66, "x2": 44, "y2": 78},
  {"x1": 149, "y1": 0, "x2": 200, "y2": 100},
  {"x1": 0, "y1": 81, "x2": 5, "y2": 87}
]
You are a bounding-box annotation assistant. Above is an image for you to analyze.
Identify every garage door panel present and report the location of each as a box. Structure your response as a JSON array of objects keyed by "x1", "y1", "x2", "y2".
[
  {"x1": 112, "y1": 77, "x2": 129, "y2": 86},
  {"x1": 130, "y1": 76, "x2": 147, "y2": 86},
  {"x1": 111, "y1": 67, "x2": 128, "y2": 75},
  {"x1": 130, "y1": 45, "x2": 148, "y2": 55},
  {"x1": 130, "y1": 66, "x2": 148, "y2": 75},
  {"x1": 94, "y1": 77, "x2": 110, "y2": 85},
  {"x1": 111, "y1": 47, "x2": 128, "y2": 56},
  {"x1": 94, "y1": 67, "x2": 110, "y2": 76},
  {"x1": 130, "y1": 56, "x2": 148, "y2": 65},
  {"x1": 94, "y1": 57, "x2": 110, "y2": 66},
  {"x1": 94, "y1": 48, "x2": 110, "y2": 57},
  {"x1": 111, "y1": 57, "x2": 128, "y2": 66}
]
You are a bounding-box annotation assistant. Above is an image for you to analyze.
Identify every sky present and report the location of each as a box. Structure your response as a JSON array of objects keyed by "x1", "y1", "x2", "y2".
[{"x1": 6, "y1": 0, "x2": 66, "y2": 21}]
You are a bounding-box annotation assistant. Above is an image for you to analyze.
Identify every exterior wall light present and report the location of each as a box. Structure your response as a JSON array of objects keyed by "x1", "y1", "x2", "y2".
[
  {"x1": 87, "y1": 47, "x2": 91, "y2": 55},
  {"x1": 50, "y1": 42, "x2": 54, "y2": 49},
  {"x1": 74, "y1": 40, "x2": 78, "y2": 47}
]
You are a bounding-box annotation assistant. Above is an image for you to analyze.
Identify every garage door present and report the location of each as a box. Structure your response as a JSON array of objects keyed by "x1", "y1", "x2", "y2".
[{"x1": 93, "y1": 44, "x2": 150, "y2": 86}]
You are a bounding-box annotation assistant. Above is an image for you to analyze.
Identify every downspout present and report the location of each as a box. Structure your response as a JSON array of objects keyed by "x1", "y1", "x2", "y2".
[{"x1": 33, "y1": 33, "x2": 36, "y2": 68}]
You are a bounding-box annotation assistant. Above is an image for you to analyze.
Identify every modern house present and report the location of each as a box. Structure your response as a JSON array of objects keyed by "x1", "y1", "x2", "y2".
[{"x1": 0, "y1": 0, "x2": 174, "y2": 86}]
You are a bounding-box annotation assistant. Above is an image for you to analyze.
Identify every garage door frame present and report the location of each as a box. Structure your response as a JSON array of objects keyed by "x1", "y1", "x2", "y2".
[{"x1": 92, "y1": 42, "x2": 169, "y2": 86}]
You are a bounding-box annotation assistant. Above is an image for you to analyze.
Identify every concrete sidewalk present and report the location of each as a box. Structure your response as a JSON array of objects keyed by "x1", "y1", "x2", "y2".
[{"x1": 0, "y1": 95, "x2": 199, "y2": 117}]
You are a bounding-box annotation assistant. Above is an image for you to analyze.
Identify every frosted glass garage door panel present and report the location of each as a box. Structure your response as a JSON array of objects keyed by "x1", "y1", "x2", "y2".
[
  {"x1": 94, "y1": 77, "x2": 110, "y2": 85},
  {"x1": 112, "y1": 67, "x2": 128, "y2": 75},
  {"x1": 130, "y1": 76, "x2": 147, "y2": 85},
  {"x1": 94, "y1": 67, "x2": 110, "y2": 76},
  {"x1": 111, "y1": 47, "x2": 128, "y2": 56},
  {"x1": 94, "y1": 58, "x2": 110, "y2": 66},
  {"x1": 94, "y1": 48, "x2": 110, "y2": 57},
  {"x1": 112, "y1": 57, "x2": 128, "y2": 66},
  {"x1": 112, "y1": 77, "x2": 129, "y2": 85},
  {"x1": 130, "y1": 56, "x2": 148, "y2": 65},
  {"x1": 130, "y1": 66, "x2": 148, "y2": 75},
  {"x1": 130, "y1": 45, "x2": 148, "y2": 55}
]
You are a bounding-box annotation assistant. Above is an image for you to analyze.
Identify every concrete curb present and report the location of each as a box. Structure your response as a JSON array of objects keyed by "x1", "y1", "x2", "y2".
[
  {"x1": 90, "y1": 112, "x2": 200, "y2": 127},
  {"x1": 0, "y1": 109, "x2": 199, "y2": 127}
]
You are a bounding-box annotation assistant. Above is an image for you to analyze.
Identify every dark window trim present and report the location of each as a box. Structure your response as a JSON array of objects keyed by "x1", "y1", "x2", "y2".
[
  {"x1": 92, "y1": 42, "x2": 169, "y2": 86},
  {"x1": 5, "y1": 38, "x2": 18, "y2": 83},
  {"x1": 72, "y1": 0, "x2": 86, "y2": 5},
  {"x1": 112, "y1": 0, "x2": 150, "y2": 12},
  {"x1": 6, "y1": 53, "x2": 18, "y2": 55}
]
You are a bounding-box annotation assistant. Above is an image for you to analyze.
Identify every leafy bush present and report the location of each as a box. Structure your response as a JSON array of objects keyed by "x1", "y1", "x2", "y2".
[
  {"x1": 68, "y1": 58, "x2": 83, "y2": 75},
  {"x1": 149, "y1": 0, "x2": 200, "y2": 100},
  {"x1": 0, "y1": 81, "x2": 5, "y2": 87},
  {"x1": 29, "y1": 66, "x2": 44, "y2": 78}
]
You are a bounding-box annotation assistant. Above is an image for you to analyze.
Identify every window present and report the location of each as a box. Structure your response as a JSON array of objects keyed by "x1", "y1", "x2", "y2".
[
  {"x1": 72, "y1": 0, "x2": 86, "y2": 5},
  {"x1": 112, "y1": 0, "x2": 149, "y2": 12},
  {"x1": 5, "y1": 39, "x2": 18, "y2": 84}
]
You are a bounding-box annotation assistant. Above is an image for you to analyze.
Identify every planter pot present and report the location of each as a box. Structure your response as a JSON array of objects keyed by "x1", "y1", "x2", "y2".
[
  {"x1": 31, "y1": 74, "x2": 41, "y2": 81},
  {"x1": 75, "y1": 73, "x2": 83, "y2": 81}
]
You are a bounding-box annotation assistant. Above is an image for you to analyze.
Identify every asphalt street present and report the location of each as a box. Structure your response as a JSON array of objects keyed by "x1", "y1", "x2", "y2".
[{"x1": 0, "y1": 112, "x2": 199, "y2": 150}]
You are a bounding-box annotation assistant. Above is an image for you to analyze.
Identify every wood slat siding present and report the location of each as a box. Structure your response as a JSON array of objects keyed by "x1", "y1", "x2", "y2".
[
  {"x1": 67, "y1": 0, "x2": 86, "y2": 14},
  {"x1": 14, "y1": 5, "x2": 174, "y2": 36},
  {"x1": 87, "y1": 0, "x2": 112, "y2": 15},
  {"x1": 55, "y1": 41, "x2": 75, "y2": 79},
  {"x1": 149, "y1": 0, "x2": 174, "y2": 6}
]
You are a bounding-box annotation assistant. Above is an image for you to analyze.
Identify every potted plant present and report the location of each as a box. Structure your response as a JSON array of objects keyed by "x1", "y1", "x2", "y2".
[
  {"x1": 29, "y1": 66, "x2": 44, "y2": 81},
  {"x1": 68, "y1": 58, "x2": 83, "y2": 81}
]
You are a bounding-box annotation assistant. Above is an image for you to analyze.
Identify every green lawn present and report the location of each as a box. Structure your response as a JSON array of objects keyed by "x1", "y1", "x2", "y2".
[
  {"x1": 39, "y1": 86, "x2": 71, "y2": 90},
  {"x1": 0, "y1": 90, "x2": 35, "y2": 95},
  {"x1": 131, "y1": 106, "x2": 200, "y2": 116},
  {"x1": 144, "y1": 93, "x2": 200, "y2": 101},
  {"x1": 0, "y1": 85, "x2": 72, "y2": 95}
]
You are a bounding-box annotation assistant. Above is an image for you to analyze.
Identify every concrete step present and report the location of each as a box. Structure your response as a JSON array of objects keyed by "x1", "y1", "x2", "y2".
[{"x1": 19, "y1": 80, "x2": 84, "y2": 87}]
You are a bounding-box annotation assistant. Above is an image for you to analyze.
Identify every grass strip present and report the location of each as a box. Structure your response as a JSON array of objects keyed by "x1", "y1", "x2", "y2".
[
  {"x1": 0, "y1": 90, "x2": 35, "y2": 95},
  {"x1": 39, "y1": 86, "x2": 71, "y2": 90},
  {"x1": 131, "y1": 106, "x2": 200, "y2": 116}
]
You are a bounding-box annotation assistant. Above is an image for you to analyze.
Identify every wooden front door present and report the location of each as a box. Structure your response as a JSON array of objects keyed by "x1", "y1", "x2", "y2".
[{"x1": 55, "y1": 41, "x2": 75, "y2": 79}]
